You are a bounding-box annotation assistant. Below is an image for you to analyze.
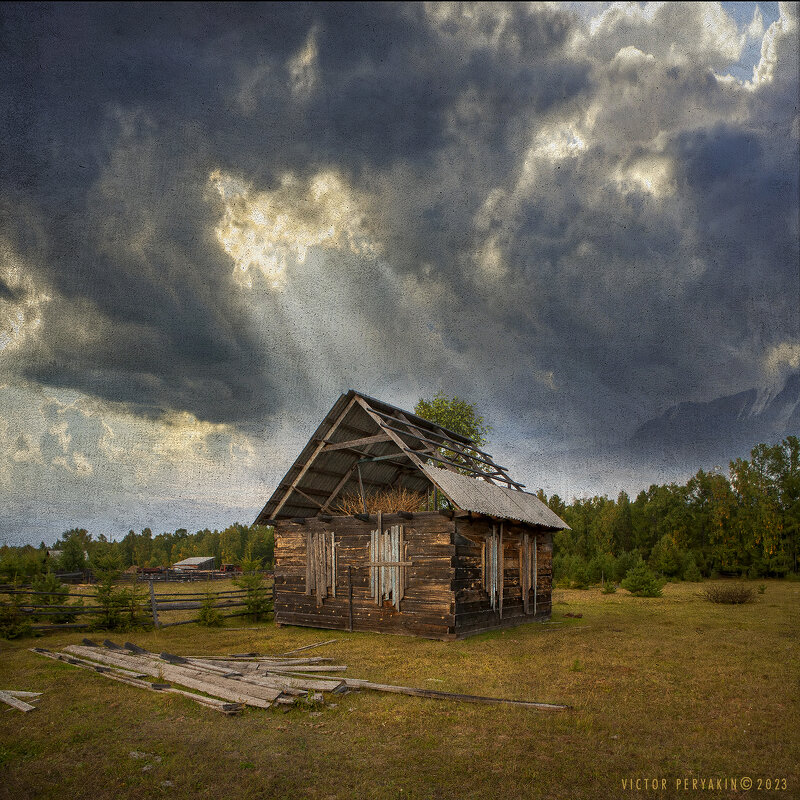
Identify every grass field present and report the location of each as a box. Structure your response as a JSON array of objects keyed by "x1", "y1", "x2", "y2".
[{"x1": 1, "y1": 580, "x2": 797, "y2": 799}]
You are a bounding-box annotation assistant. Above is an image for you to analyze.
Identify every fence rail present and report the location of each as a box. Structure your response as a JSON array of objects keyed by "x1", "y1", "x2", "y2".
[{"x1": 1, "y1": 576, "x2": 273, "y2": 634}]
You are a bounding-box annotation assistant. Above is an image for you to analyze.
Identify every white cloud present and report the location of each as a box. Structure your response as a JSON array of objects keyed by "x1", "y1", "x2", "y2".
[
  {"x1": 585, "y1": 2, "x2": 745, "y2": 69},
  {"x1": 751, "y1": 3, "x2": 798, "y2": 86},
  {"x1": 210, "y1": 169, "x2": 379, "y2": 289}
]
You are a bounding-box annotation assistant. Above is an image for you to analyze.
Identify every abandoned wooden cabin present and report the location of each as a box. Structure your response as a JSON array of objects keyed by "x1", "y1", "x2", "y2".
[{"x1": 254, "y1": 391, "x2": 569, "y2": 640}]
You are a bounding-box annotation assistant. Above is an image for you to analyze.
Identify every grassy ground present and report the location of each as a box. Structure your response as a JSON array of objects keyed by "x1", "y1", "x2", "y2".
[{"x1": 1, "y1": 580, "x2": 797, "y2": 799}]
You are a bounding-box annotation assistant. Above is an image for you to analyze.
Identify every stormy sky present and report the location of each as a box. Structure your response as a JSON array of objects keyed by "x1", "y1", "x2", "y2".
[{"x1": 1, "y1": 2, "x2": 798, "y2": 545}]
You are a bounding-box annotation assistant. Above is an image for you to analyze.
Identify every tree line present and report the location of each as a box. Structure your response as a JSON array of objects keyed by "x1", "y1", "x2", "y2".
[
  {"x1": 542, "y1": 436, "x2": 800, "y2": 585},
  {"x1": 2, "y1": 432, "x2": 798, "y2": 586},
  {"x1": 0, "y1": 523, "x2": 275, "y2": 582}
]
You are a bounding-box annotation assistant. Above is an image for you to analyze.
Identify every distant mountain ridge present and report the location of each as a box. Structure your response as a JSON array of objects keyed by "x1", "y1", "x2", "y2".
[{"x1": 630, "y1": 372, "x2": 800, "y2": 467}]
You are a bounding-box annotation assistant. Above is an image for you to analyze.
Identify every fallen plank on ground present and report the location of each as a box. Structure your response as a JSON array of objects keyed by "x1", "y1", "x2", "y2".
[
  {"x1": 0, "y1": 689, "x2": 37, "y2": 712},
  {"x1": 30, "y1": 649, "x2": 242, "y2": 714}
]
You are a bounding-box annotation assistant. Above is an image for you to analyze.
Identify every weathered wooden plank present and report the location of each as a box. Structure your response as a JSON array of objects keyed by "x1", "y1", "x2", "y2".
[
  {"x1": 534, "y1": 534, "x2": 538, "y2": 616},
  {"x1": 305, "y1": 530, "x2": 313, "y2": 596},
  {"x1": 321, "y1": 433, "x2": 393, "y2": 452},
  {"x1": 0, "y1": 690, "x2": 36, "y2": 712},
  {"x1": 333, "y1": 678, "x2": 568, "y2": 710},
  {"x1": 62, "y1": 646, "x2": 283, "y2": 707},
  {"x1": 30, "y1": 649, "x2": 243, "y2": 714}
]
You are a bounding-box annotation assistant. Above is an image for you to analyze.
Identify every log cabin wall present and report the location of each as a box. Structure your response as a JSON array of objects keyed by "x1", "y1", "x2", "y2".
[
  {"x1": 274, "y1": 512, "x2": 457, "y2": 640},
  {"x1": 453, "y1": 518, "x2": 553, "y2": 637}
]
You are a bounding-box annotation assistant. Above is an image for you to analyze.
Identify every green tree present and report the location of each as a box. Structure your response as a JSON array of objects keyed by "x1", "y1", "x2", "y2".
[
  {"x1": 58, "y1": 532, "x2": 88, "y2": 572},
  {"x1": 621, "y1": 561, "x2": 663, "y2": 597},
  {"x1": 414, "y1": 393, "x2": 490, "y2": 446}
]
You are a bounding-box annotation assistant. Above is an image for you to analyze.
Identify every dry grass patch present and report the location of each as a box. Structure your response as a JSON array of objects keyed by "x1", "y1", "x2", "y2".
[{"x1": 334, "y1": 487, "x2": 427, "y2": 514}]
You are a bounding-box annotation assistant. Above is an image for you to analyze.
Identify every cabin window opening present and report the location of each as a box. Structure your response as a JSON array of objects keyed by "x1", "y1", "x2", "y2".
[
  {"x1": 370, "y1": 524, "x2": 409, "y2": 610},
  {"x1": 305, "y1": 531, "x2": 336, "y2": 607}
]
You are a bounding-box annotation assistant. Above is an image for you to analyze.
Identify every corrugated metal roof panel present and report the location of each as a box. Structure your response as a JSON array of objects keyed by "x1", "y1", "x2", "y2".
[
  {"x1": 173, "y1": 556, "x2": 216, "y2": 568},
  {"x1": 420, "y1": 465, "x2": 569, "y2": 529}
]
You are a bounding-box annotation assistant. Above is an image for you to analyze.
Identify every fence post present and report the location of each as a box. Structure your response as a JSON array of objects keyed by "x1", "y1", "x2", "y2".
[{"x1": 149, "y1": 580, "x2": 160, "y2": 628}]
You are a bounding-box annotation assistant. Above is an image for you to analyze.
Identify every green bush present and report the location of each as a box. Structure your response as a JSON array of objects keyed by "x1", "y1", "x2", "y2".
[
  {"x1": 235, "y1": 558, "x2": 272, "y2": 621},
  {"x1": 30, "y1": 573, "x2": 83, "y2": 624},
  {"x1": 0, "y1": 547, "x2": 47, "y2": 583},
  {"x1": 681, "y1": 553, "x2": 703, "y2": 582},
  {"x1": 91, "y1": 550, "x2": 146, "y2": 630},
  {"x1": 601, "y1": 579, "x2": 617, "y2": 594},
  {"x1": 621, "y1": 562, "x2": 664, "y2": 597},
  {"x1": 649, "y1": 534, "x2": 683, "y2": 578},
  {"x1": 0, "y1": 582, "x2": 32, "y2": 639},
  {"x1": 613, "y1": 551, "x2": 640, "y2": 583},
  {"x1": 570, "y1": 563, "x2": 591, "y2": 589},
  {"x1": 587, "y1": 553, "x2": 616, "y2": 585},
  {"x1": 198, "y1": 592, "x2": 225, "y2": 627}
]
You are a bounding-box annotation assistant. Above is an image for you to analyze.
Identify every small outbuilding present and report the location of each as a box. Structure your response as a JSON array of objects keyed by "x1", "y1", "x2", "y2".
[
  {"x1": 255, "y1": 391, "x2": 569, "y2": 640},
  {"x1": 172, "y1": 556, "x2": 215, "y2": 571}
]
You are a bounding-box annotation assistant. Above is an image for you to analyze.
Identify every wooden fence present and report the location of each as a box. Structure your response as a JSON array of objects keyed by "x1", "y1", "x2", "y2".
[{"x1": 0, "y1": 578, "x2": 273, "y2": 633}]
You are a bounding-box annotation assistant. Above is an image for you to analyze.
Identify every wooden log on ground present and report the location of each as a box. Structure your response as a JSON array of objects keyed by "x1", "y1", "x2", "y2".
[
  {"x1": 280, "y1": 639, "x2": 338, "y2": 655},
  {"x1": 2, "y1": 691, "x2": 41, "y2": 698},
  {"x1": 0, "y1": 690, "x2": 37, "y2": 712},
  {"x1": 317, "y1": 677, "x2": 569, "y2": 711}
]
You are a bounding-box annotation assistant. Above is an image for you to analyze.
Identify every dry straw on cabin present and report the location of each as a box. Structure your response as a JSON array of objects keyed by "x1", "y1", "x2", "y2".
[{"x1": 334, "y1": 487, "x2": 427, "y2": 515}]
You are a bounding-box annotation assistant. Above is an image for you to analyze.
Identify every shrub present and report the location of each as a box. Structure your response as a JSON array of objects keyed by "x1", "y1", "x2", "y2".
[
  {"x1": 570, "y1": 563, "x2": 591, "y2": 590},
  {"x1": 0, "y1": 547, "x2": 47, "y2": 583},
  {"x1": 601, "y1": 580, "x2": 617, "y2": 594},
  {"x1": 92, "y1": 550, "x2": 146, "y2": 629},
  {"x1": 701, "y1": 583, "x2": 756, "y2": 604},
  {"x1": 758, "y1": 584, "x2": 766, "y2": 594},
  {"x1": 613, "y1": 551, "x2": 640, "y2": 583},
  {"x1": 587, "y1": 553, "x2": 616, "y2": 585},
  {"x1": 0, "y1": 582, "x2": 32, "y2": 639},
  {"x1": 235, "y1": 558, "x2": 272, "y2": 621},
  {"x1": 649, "y1": 534, "x2": 683, "y2": 578},
  {"x1": 198, "y1": 592, "x2": 225, "y2": 627},
  {"x1": 681, "y1": 553, "x2": 703, "y2": 582},
  {"x1": 31, "y1": 572, "x2": 83, "y2": 624},
  {"x1": 621, "y1": 562, "x2": 663, "y2": 597}
]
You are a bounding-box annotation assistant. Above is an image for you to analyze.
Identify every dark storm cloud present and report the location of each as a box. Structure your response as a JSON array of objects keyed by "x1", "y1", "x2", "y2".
[
  {"x1": 0, "y1": 1, "x2": 586, "y2": 427},
  {"x1": 0, "y1": 0, "x2": 797, "y2": 457}
]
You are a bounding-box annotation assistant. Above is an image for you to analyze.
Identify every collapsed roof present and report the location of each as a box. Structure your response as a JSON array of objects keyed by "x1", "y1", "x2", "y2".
[{"x1": 254, "y1": 390, "x2": 568, "y2": 530}]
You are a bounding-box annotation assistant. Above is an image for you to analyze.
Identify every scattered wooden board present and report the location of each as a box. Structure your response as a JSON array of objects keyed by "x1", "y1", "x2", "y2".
[
  {"x1": 30, "y1": 641, "x2": 570, "y2": 715},
  {"x1": 30, "y1": 649, "x2": 241, "y2": 715},
  {"x1": 0, "y1": 690, "x2": 37, "y2": 712}
]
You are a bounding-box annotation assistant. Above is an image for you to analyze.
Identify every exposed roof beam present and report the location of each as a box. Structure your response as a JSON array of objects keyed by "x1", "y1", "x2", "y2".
[
  {"x1": 319, "y1": 464, "x2": 358, "y2": 513},
  {"x1": 321, "y1": 433, "x2": 392, "y2": 452},
  {"x1": 378, "y1": 418, "x2": 511, "y2": 476},
  {"x1": 366, "y1": 406, "x2": 496, "y2": 461},
  {"x1": 271, "y1": 395, "x2": 359, "y2": 519},
  {"x1": 355, "y1": 396, "x2": 429, "y2": 476},
  {"x1": 293, "y1": 487, "x2": 325, "y2": 509}
]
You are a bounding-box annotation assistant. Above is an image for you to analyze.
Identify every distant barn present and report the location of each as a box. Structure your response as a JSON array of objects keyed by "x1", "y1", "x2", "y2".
[
  {"x1": 172, "y1": 556, "x2": 215, "y2": 571},
  {"x1": 255, "y1": 391, "x2": 568, "y2": 640}
]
